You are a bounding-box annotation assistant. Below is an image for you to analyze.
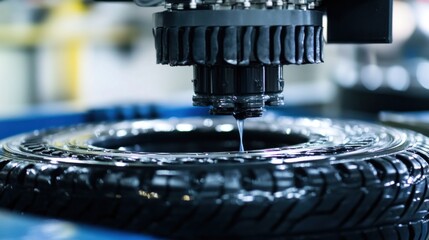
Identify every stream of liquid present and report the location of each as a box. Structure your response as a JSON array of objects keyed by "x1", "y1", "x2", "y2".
[{"x1": 236, "y1": 119, "x2": 245, "y2": 152}]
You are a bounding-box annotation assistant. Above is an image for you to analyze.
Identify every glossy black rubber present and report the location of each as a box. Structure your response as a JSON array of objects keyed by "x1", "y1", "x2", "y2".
[
  {"x1": 0, "y1": 117, "x2": 429, "y2": 239},
  {"x1": 153, "y1": 10, "x2": 324, "y2": 66},
  {"x1": 154, "y1": 25, "x2": 324, "y2": 66}
]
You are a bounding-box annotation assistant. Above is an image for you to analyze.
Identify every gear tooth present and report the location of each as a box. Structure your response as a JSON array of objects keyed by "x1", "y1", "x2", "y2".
[
  {"x1": 305, "y1": 26, "x2": 315, "y2": 63},
  {"x1": 193, "y1": 66, "x2": 210, "y2": 96},
  {"x1": 284, "y1": 26, "x2": 296, "y2": 64},
  {"x1": 296, "y1": 26, "x2": 305, "y2": 64},
  {"x1": 240, "y1": 26, "x2": 253, "y2": 65},
  {"x1": 193, "y1": 27, "x2": 207, "y2": 64},
  {"x1": 315, "y1": 26, "x2": 322, "y2": 63},
  {"x1": 249, "y1": 28, "x2": 257, "y2": 63},
  {"x1": 257, "y1": 26, "x2": 271, "y2": 65},
  {"x1": 319, "y1": 27, "x2": 325, "y2": 62},
  {"x1": 272, "y1": 26, "x2": 282, "y2": 65},
  {"x1": 162, "y1": 27, "x2": 169, "y2": 64},
  {"x1": 236, "y1": 27, "x2": 242, "y2": 64},
  {"x1": 223, "y1": 26, "x2": 238, "y2": 65},
  {"x1": 155, "y1": 24, "x2": 323, "y2": 66},
  {"x1": 154, "y1": 10, "x2": 324, "y2": 66},
  {"x1": 168, "y1": 27, "x2": 179, "y2": 65},
  {"x1": 209, "y1": 27, "x2": 220, "y2": 65},
  {"x1": 181, "y1": 27, "x2": 191, "y2": 64},
  {"x1": 154, "y1": 28, "x2": 163, "y2": 64}
]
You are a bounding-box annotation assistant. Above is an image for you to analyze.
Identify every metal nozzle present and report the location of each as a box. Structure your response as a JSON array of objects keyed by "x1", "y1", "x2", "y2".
[{"x1": 192, "y1": 65, "x2": 284, "y2": 119}]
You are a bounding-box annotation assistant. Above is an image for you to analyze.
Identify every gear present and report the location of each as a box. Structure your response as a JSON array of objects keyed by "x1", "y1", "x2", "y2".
[
  {"x1": 154, "y1": 25, "x2": 324, "y2": 66},
  {"x1": 153, "y1": 9, "x2": 324, "y2": 66}
]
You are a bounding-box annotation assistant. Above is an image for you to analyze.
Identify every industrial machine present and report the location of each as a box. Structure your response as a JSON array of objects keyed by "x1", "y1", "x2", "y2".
[
  {"x1": 98, "y1": 0, "x2": 393, "y2": 119},
  {"x1": 4, "y1": 1, "x2": 429, "y2": 240}
]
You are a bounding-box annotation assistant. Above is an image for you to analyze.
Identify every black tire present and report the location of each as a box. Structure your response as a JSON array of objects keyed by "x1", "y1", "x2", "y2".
[{"x1": 1, "y1": 117, "x2": 429, "y2": 239}]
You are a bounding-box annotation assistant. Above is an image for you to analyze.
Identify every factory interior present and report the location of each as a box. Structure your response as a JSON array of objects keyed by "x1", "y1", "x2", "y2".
[{"x1": 1, "y1": 0, "x2": 429, "y2": 239}]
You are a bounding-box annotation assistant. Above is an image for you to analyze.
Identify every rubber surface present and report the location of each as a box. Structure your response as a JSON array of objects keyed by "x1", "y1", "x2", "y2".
[
  {"x1": 154, "y1": 24, "x2": 323, "y2": 66},
  {"x1": 0, "y1": 117, "x2": 429, "y2": 239},
  {"x1": 153, "y1": 10, "x2": 324, "y2": 119}
]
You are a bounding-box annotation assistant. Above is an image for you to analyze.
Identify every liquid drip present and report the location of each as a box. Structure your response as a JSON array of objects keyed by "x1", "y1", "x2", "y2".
[{"x1": 237, "y1": 119, "x2": 245, "y2": 152}]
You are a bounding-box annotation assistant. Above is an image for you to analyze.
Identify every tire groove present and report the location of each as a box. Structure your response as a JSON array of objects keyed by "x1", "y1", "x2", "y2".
[
  {"x1": 0, "y1": 161, "x2": 17, "y2": 205},
  {"x1": 400, "y1": 181, "x2": 419, "y2": 221},
  {"x1": 270, "y1": 200, "x2": 298, "y2": 233},
  {"x1": 339, "y1": 193, "x2": 364, "y2": 227},
  {"x1": 123, "y1": 201, "x2": 146, "y2": 230},
  {"x1": 287, "y1": 169, "x2": 327, "y2": 232},
  {"x1": 202, "y1": 202, "x2": 224, "y2": 225},
  {"x1": 338, "y1": 161, "x2": 369, "y2": 228},
  {"x1": 409, "y1": 222, "x2": 416, "y2": 240},
  {"x1": 285, "y1": 219, "x2": 428, "y2": 239},
  {"x1": 0, "y1": 158, "x2": 10, "y2": 171},
  {"x1": 374, "y1": 156, "x2": 413, "y2": 224},
  {"x1": 1, "y1": 119, "x2": 429, "y2": 239},
  {"x1": 147, "y1": 202, "x2": 173, "y2": 232},
  {"x1": 20, "y1": 167, "x2": 39, "y2": 213},
  {"x1": 355, "y1": 190, "x2": 384, "y2": 226},
  {"x1": 256, "y1": 202, "x2": 273, "y2": 221},
  {"x1": 225, "y1": 204, "x2": 245, "y2": 231},
  {"x1": 379, "y1": 227, "x2": 386, "y2": 240},
  {"x1": 394, "y1": 225, "x2": 403, "y2": 240},
  {"x1": 170, "y1": 204, "x2": 199, "y2": 234},
  {"x1": 20, "y1": 189, "x2": 36, "y2": 213},
  {"x1": 3, "y1": 162, "x2": 19, "y2": 185},
  {"x1": 404, "y1": 156, "x2": 429, "y2": 221},
  {"x1": 364, "y1": 159, "x2": 400, "y2": 225}
]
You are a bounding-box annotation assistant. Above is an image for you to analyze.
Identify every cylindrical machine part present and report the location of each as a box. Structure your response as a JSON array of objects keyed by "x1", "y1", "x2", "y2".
[
  {"x1": 153, "y1": 8, "x2": 324, "y2": 118},
  {"x1": 193, "y1": 65, "x2": 284, "y2": 119}
]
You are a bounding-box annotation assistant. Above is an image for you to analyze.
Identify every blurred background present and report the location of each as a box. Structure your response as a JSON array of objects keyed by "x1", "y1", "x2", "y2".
[
  {"x1": 0, "y1": 0, "x2": 194, "y2": 113},
  {"x1": 0, "y1": 0, "x2": 428, "y2": 126},
  {"x1": 1, "y1": 1, "x2": 429, "y2": 237}
]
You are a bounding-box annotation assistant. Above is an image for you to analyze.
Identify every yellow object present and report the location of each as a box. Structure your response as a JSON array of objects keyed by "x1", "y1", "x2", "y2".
[
  {"x1": 52, "y1": 0, "x2": 87, "y2": 16},
  {"x1": 63, "y1": 38, "x2": 83, "y2": 100},
  {"x1": 46, "y1": 0, "x2": 88, "y2": 100}
]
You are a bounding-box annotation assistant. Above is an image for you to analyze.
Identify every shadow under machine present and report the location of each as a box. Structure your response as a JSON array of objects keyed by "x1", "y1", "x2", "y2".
[{"x1": 4, "y1": 1, "x2": 429, "y2": 240}]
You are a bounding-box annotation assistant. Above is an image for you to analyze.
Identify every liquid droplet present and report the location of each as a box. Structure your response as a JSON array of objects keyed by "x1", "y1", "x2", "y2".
[{"x1": 237, "y1": 119, "x2": 245, "y2": 153}]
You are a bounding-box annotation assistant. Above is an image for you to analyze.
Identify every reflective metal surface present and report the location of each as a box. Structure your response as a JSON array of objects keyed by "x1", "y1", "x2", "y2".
[{"x1": 1, "y1": 117, "x2": 414, "y2": 166}]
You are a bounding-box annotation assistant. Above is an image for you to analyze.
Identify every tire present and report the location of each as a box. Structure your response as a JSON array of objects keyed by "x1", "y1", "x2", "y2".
[{"x1": 0, "y1": 117, "x2": 429, "y2": 239}]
